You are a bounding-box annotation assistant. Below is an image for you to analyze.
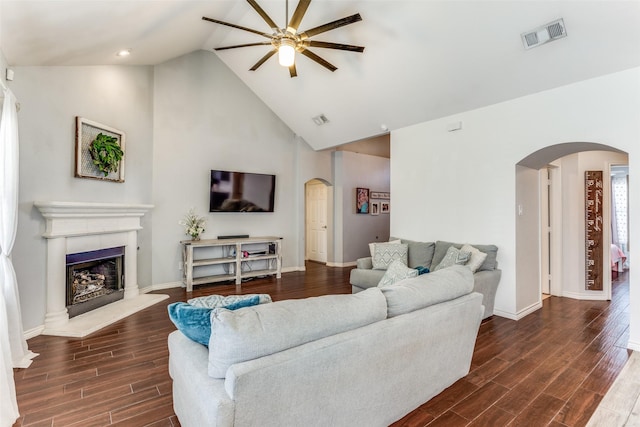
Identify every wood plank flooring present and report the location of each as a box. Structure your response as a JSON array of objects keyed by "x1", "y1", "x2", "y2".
[{"x1": 12, "y1": 263, "x2": 630, "y2": 427}]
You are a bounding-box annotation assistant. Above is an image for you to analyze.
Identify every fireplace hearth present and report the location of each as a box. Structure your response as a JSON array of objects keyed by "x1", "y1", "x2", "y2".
[{"x1": 66, "y1": 246, "x2": 125, "y2": 318}]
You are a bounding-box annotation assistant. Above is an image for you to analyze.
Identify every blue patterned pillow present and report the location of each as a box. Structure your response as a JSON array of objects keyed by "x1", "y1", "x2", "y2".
[
  {"x1": 169, "y1": 294, "x2": 268, "y2": 345},
  {"x1": 188, "y1": 293, "x2": 272, "y2": 308}
]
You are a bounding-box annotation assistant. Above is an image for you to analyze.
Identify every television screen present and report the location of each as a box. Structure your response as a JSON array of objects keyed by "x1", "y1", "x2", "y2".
[{"x1": 210, "y1": 170, "x2": 276, "y2": 212}]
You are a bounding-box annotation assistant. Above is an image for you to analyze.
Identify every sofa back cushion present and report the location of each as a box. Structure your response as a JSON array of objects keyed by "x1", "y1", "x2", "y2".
[
  {"x1": 432, "y1": 241, "x2": 498, "y2": 271},
  {"x1": 208, "y1": 287, "x2": 387, "y2": 378},
  {"x1": 390, "y1": 237, "x2": 436, "y2": 269},
  {"x1": 380, "y1": 265, "x2": 474, "y2": 317}
]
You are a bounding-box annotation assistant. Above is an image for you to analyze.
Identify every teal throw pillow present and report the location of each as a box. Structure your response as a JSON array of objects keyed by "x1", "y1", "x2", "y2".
[{"x1": 168, "y1": 294, "x2": 264, "y2": 346}]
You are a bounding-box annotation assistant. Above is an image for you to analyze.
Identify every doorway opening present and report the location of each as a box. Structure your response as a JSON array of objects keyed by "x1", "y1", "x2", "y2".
[{"x1": 516, "y1": 142, "x2": 629, "y2": 319}]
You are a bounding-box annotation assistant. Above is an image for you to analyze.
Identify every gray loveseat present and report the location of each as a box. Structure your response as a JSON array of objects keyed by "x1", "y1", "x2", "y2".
[
  {"x1": 168, "y1": 266, "x2": 484, "y2": 426},
  {"x1": 350, "y1": 238, "x2": 501, "y2": 319}
]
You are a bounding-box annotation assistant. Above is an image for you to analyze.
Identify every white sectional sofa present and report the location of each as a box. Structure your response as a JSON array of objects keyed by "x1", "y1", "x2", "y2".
[{"x1": 168, "y1": 266, "x2": 484, "y2": 426}]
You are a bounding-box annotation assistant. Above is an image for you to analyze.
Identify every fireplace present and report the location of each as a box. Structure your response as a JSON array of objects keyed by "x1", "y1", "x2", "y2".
[
  {"x1": 34, "y1": 201, "x2": 168, "y2": 338},
  {"x1": 66, "y1": 246, "x2": 125, "y2": 318}
]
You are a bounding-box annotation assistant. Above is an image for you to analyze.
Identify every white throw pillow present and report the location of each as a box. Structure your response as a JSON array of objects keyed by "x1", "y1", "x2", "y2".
[
  {"x1": 377, "y1": 259, "x2": 419, "y2": 287},
  {"x1": 371, "y1": 243, "x2": 408, "y2": 270},
  {"x1": 461, "y1": 244, "x2": 488, "y2": 273}
]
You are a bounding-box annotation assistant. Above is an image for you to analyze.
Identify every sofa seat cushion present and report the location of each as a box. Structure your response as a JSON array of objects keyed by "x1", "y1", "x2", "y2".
[
  {"x1": 432, "y1": 241, "x2": 498, "y2": 271},
  {"x1": 380, "y1": 265, "x2": 474, "y2": 318},
  {"x1": 208, "y1": 287, "x2": 388, "y2": 378}
]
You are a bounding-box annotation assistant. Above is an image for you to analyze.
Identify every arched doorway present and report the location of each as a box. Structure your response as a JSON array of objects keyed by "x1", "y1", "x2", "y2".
[{"x1": 516, "y1": 142, "x2": 628, "y2": 314}]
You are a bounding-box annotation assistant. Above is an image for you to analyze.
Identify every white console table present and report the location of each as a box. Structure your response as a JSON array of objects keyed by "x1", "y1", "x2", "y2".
[{"x1": 181, "y1": 236, "x2": 282, "y2": 291}]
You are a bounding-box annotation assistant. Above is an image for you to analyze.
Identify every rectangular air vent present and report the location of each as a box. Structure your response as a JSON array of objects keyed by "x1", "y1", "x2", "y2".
[
  {"x1": 312, "y1": 114, "x2": 330, "y2": 126},
  {"x1": 521, "y1": 18, "x2": 567, "y2": 50}
]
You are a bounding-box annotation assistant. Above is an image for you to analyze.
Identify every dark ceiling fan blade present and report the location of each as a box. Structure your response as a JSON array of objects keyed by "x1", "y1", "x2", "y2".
[
  {"x1": 202, "y1": 16, "x2": 272, "y2": 39},
  {"x1": 215, "y1": 42, "x2": 273, "y2": 51},
  {"x1": 299, "y1": 48, "x2": 337, "y2": 72},
  {"x1": 247, "y1": 0, "x2": 280, "y2": 32},
  {"x1": 249, "y1": 49, "x2": 277, "y2": 71},
  {"x1": 287, "y1": 0, "x2": 311, "y2": 33},
  {"x1": 304, "y1": 40, "x2": 365, "y2": 52},
  {"x1": 289, "y1": 63, "x2": 298, "y2": 78},
  {"x1": 298, "y1": 13, "x2": 362, "y2": 39}
]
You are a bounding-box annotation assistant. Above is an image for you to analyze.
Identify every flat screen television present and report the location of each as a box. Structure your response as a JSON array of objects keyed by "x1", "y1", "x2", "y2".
[{"x1": 210, "y1": 170, "x2": 276, "y2": 212}]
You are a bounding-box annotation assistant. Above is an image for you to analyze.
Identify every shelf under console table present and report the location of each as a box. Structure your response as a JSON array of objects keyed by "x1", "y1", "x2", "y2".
[{"x1": 180, "y1": 236, "x2": 282, "y2": 291}]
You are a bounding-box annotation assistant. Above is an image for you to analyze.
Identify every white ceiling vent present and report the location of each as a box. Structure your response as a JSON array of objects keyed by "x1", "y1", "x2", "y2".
[
  {"x1": 312, "y1": 114, "x2": 330, "y2": 126},
  {"x1": 521, "y1": 18, "x2": 567, "y2": 50}
]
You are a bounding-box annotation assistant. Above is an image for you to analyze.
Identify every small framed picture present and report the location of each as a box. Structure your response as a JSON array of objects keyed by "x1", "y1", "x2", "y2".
[
  {"x1": 356, "y1": 187, "x2": 369, "y2": 214},
  {"x1": 370, "y1": 191, "x2": 390, "y2": 200},
  {"x1": 370, "y1": 201, "x2": 380, "y2": 215},
  {"x1": 381, "y1": 202, "x2": 390, "y2": 214}
]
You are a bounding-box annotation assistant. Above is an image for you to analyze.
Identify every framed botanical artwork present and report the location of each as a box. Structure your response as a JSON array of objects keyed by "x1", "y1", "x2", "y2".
[
  {"x1": 370, "y1": 201, "x2": 380, "y2": 215},
  {"x1": 381, "y1": 201, "x2": 390, "y2": 214},
  {"x1": 75, "y1": 117, "x2": 125, "y2": 182},
  {"x1": 356, "y1": 187, "x2": 369, "y2": 214}
]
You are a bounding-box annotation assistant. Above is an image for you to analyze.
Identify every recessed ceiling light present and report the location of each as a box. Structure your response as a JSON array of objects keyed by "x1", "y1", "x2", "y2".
[{"x1": 116, "y1": 49, "x2": 131, "y2": 57}]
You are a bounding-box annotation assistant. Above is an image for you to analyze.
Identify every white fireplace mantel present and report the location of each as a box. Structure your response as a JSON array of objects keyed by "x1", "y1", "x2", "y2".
[{"x1": 34, "y1": 201, "x2": 166, "y2": 337}]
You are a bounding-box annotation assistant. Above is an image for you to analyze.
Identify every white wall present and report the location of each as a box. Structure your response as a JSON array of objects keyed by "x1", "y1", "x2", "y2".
[
  {"x1": 515, "y1": 165, "x2": 541, "y2": 315},
  {"x1": 391, "y1": 67, "x2": 640, "y2": 349},
  {"x1": 333, "y1": 150, "x2": 390, "y2": 263},
  {"x1": 9, "y1": 66, "x2": 154, "y2": 331},
  {"x1": 151, "y1": 50, "x2": 330, "y2": 286}
]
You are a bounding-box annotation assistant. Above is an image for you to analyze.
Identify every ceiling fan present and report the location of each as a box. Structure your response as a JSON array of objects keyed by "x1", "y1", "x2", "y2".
[{"x1": 202, "y1": 0, "x2": 364, "y2": 78}]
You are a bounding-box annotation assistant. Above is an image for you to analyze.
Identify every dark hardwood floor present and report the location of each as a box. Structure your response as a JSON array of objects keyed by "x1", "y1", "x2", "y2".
[{"x1": 12, "y1": 263, "x2": 630, "y2": 427}]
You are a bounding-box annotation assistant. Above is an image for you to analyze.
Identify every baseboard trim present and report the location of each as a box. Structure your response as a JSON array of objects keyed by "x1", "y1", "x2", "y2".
[
  {"x1": 562, "y1": 291, "x2": 608, "y2": 301},
  {"x1": 516, "y1": 301, "x2": 542, "y2": 319},
  {"x1": 282, "y1": 266, "x2": 305, "y2": 273},
  {"x1": 24, "y1": 325, "x2": 44, "y2": 340},
  {"x1": 493, "y1": 301, "x2": 542, "y2": 321},
  {"x1": 492, "y1": 309, "x2": 517, "y2": 320},
  {"x1": 148, "y1": 281, "x2": 183, "y2": 291},
  {"x1": 627, "y1": 340, "x2": 640, "y2": 351},
  {"x1": 327, "y1": 261, "x2": 356, "y2": 268}
]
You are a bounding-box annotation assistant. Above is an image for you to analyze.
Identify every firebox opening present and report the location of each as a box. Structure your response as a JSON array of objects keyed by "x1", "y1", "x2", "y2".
[{"x1": 66, "y1": 246, "x2": 125, "y2": 318}]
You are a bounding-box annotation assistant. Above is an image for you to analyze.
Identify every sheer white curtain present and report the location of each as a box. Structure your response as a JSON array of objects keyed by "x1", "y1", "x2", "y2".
[
  {"x1": 612, "y1": 176, "x2": 629, "y2": 250},
  {"x1": 1, "y1": 88, "x2": 37, "y2": 427}
]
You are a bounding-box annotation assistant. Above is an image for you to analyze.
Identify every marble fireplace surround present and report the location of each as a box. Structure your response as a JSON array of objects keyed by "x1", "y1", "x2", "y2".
[{"x1": 34, "y1": 201, "x2": 167, "y2": 337}]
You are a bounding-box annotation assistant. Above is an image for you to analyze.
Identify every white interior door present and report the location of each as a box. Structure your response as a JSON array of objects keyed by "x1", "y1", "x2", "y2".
[{"x1": 306, "y1": 181, "x2": 328, "y2": 263}]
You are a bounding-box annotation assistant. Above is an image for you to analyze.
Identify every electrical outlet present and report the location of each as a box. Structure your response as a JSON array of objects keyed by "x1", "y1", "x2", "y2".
[{"x1": 178, "y1": 262, "x2": 182, "y2": 270}]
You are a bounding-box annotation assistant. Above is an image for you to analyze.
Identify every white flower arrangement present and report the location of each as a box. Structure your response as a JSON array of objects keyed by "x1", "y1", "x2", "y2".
[{"x1": 179, "y1": 208, "x2": 206, "y2": 240}]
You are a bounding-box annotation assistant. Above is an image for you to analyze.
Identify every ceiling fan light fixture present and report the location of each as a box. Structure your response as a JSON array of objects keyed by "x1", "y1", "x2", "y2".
[{"x1": 278, "y1": 38, "x2": 296, "y2": 67}]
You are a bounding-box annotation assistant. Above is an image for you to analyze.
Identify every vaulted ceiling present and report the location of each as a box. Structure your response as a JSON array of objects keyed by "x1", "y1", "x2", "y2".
[{"x1": 2, "y1": 1, "x2": 639, "y2": 150}]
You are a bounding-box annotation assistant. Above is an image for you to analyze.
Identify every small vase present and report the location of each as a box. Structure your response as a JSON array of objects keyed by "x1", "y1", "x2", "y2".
[{"x1": 191, "y1": 235, "x2": 201, "y2": 241}]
